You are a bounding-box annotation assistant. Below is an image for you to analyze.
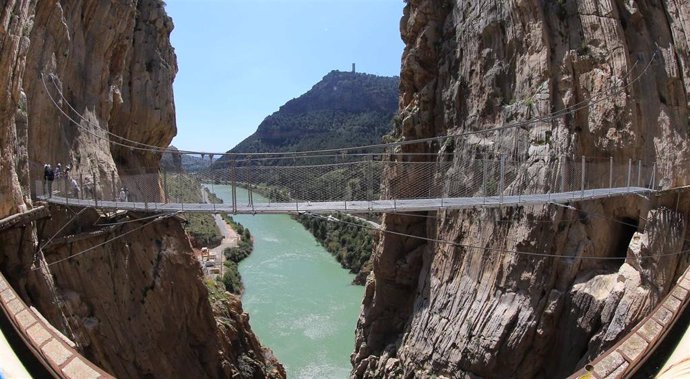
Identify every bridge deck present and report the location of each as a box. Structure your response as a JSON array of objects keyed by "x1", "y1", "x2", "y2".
[{"x1": 40, "y1": 187, "x2": 652, "y2": 214}]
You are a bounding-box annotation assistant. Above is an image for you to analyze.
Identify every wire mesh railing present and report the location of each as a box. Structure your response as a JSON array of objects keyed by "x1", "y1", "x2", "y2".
[{"x1": 33, "y1": 154, "x2": 661, "y2": 213}]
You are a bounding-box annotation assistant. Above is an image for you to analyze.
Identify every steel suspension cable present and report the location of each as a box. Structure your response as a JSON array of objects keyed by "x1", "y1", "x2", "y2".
[
  {"x1": 303, "y1": 207, "x2": 688, "y2": 261},
  {"x1": 40, "y1": 52, "x2": 656, "y2": 158}
]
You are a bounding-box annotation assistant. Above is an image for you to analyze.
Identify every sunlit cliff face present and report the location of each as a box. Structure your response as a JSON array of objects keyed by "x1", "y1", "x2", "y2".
[
  {"x1": 353, "y1": 1, "x2": 690, "y2": 377},
  {"x1": 0, "y1": 1, "x2": 283, "y2": 378}
]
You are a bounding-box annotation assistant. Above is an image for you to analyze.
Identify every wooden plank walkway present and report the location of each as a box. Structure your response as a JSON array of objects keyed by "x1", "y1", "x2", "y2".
[
  {"x1": 39, "y1": 187, "x2": 653, "y2": 214},
  {"x1": 0, "y1": 272, "x2": 113, "y2": 378},
  {"x1": 0, "y1": 206, "x2": 50, "y2": 232},
  {"x1": 568, "y1": 265, "x2": 690, "y2": 378}
]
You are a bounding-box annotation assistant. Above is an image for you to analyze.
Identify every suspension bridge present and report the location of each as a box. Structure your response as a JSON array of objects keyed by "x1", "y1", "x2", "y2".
[
  {"x1": 21, "y1": 54, "x2": 690, "y2": 378},
  {"x1": 39, "y1": 187, "x2": 653, "y2": 214},
  {"x1": 35, "y1": 154, "x2": 659, "y2": 214}
]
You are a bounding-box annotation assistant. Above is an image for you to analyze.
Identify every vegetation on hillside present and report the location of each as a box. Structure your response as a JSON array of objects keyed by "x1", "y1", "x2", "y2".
[
  {"x1": 208, "y1": 71, "x2": 396, "y2": 283},
  {"x1": 222, "y1": 71, "x2": 399, "y2": 156},
  {"x1": 220, "y1": 215, "x2": 253, "y2": 294},
  {"x1": 166, "y1": 173, "x2": 223, "y2": 248},
  {"x1": 295, "y1": 213, "x2": 374, "y2": 284}
]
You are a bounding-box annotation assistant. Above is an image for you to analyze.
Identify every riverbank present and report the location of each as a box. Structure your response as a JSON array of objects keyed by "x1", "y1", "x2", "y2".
[
  {"x1": 220, "y1": 215, "x2": 254, "y2": 294},
  {"x1": 294, "y1": 213, "x2": 374, "y2": 285},
  {"x1": 207, "y1": 212, "x2": 239, "y2": 277},
  {"x1": 208, "y1": 185, "x2": 364, "y2": 377},
  {"x1": 200, "y1": 187, "x2": 254, "y2": 293}
]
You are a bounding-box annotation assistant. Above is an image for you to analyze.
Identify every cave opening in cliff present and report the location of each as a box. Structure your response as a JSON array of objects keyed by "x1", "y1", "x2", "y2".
[{"x1": 612, "y1": 217, "x2": 639, "y2": 259}]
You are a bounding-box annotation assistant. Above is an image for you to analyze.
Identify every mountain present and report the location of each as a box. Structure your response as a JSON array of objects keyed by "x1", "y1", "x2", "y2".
[{"x1": 226, "y1": 70, "x2": 399, "y2": 155}]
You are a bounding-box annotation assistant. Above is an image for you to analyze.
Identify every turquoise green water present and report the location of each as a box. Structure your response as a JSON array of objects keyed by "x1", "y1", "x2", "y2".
[{"x1": 205, "y1": 185, "x2": 364, "y2": 378}]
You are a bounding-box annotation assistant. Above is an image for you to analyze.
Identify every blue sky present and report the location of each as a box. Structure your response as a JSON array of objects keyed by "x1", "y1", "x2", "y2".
[{"x1": 165, "y1": 0, "x2": 405, "y2": 153}]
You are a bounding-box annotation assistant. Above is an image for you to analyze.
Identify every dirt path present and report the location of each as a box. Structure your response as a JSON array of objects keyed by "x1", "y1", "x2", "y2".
[{"x1": 202, "y1": 189, "x2": 239, "y2": 278}]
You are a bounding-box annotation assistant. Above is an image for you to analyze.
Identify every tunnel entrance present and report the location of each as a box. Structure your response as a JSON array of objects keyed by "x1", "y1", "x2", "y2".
[{"x1": 612, "y1": 217, "x2": 639, "y2": 259}]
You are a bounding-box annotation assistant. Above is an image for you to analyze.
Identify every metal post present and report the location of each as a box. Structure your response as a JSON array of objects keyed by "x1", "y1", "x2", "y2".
[
  {"x1": 367, "y1": 155, "x2": 373, "y2": 203},
  {"x1": 248, "y1": 163, "x2": 254, "y2": 208},
  {"x1": 163, "y1": 169, "x2": 168, "y2": 203},
  {"x1": 211, "y1": 182, "x2": 216, "y2": 212},
  {"x1": 111, "y1": 170, "x2": 116, "y2": 201},
  {"x1": 64, "y1": 174, "x2": 69, "y2": 205},
  {"x1": 499, "y1": 155, "x2": 505, "y2": 204},
  {"x1": 581, "y1": 155, "x2": 585, "y2": 199},
  {"x1": 609, "y1": 156, "x2": 613, "y2": 195},
  {"x1": 637, "y1": 160, "x2": 642, "y2": 187},
  {"x1": 627, "y1": 158, "x2": 632, "y2": 191},
  {"x1": 93, "y1": 172, "x2": 98, "y2": 208},
  {"x1": 651, "y1": 163, "x2": 656, "y2": 189},
  {"x1": 231, "y1": 160, "x2": 237, "y2": 214},
  {"x1": 79, "y1": 173, "x2": 84, "y2": 200},
  {"x1": 482, "y1": 159, "x2": 487, "y2": 196},
  {"x1": 560, "y1": 155, "x2": 566, "y2": 192}
]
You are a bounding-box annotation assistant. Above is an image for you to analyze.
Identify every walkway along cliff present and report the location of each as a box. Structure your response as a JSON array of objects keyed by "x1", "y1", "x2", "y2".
[
  {"x1": 0, "y1": 1, "x2": 283, "y2": 377},
  {"x1": 352, "y1": 1, "x2": 690, "y2": 378}
]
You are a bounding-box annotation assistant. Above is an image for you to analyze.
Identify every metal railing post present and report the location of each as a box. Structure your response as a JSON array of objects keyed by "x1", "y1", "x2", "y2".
[
  {"x1": 627, "y1": 158, "x2": 632, "y2": 191},
  {"x1": 243, "y1": 158, "x2": 254, "y2": 208},
  {"x1": 79, "y1": 173, "x2": 84, "y2": 200},
  {"x1": 560, "y1": 155, "x2": 566, "y2": 192},
  {"x1": 367, "y1": 155, "x2": 373, "y2": 202},
  {"x1": 651, "y1": 163, "x2": 656, "y2": 189},
  {"x1": 248, "y1": 163, "x2": 254, "y2": 208},
  {"x1": 482, "y1": 158, "x2": 487, "y2": 196},
  {"x1": 499, "y1": 155, "x2": 505, "y2": 204},
  {"x1": 518, "y1": 165, "x2": 523, "y2": 203},
  {"x1": 231, "y1": 160, "x2": 237, "y2": 214},
  {"x1": 637, "y1": 160, "x2": 642, "y2": 187},
  {"x1": 581, "y1": 155, "x2": 585, "y2": 199},
  {"x1": 609, "y1": 156, "x2": 613, "y2": 195},
  {"x1": 93, "y1": 172, "x2": 98, "y2": 208},
  {"x1": 111, "y1": 170, "x2": 116, "y2": 201},
  {"x1": 64, "y1": 174, "x2": 69, "y2": 205},
  {"x1": 163, "y1": 168, "x2": 168, "y2": 203}
]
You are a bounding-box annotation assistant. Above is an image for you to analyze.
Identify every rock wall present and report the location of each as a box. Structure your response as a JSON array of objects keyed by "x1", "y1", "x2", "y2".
[
  {"x1": 0, "y1": 1, "x2": 283, "y2": 378},
  {"x1": 353, "y1": 0, "x2": 690, "y2": 377},
  {"x1": 24, "y1": 0, "x2": 177, "y2": 200}
]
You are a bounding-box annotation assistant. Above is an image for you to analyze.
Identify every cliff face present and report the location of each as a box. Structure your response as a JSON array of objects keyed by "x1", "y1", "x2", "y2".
[
  {"x1": 24, "y1": 0, "x2": 177, "y2": 199},
  {"x1": 0, "y1": 1, "x2": 282, "y2": 378},
  {"x1": 353, "y1": 1, "x2": 690, "y2": 377}
]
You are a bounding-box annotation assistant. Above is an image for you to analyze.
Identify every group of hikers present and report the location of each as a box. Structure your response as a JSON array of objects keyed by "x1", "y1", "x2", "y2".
[
  {"x1": 43, "y1": 163, "x2": 130, "y2": 202},
  {"x1": 42, "y1": 162, "x2": 78, "y2": 198}
]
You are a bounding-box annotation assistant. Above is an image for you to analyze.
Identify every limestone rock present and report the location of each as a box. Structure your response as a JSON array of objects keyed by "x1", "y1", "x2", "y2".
[
  {"x1": 353, "y1": 1, "x2": 690, "y2": 377},
  {"x1": 0, "y1": 1, "x2": 283, "y2": 378}
]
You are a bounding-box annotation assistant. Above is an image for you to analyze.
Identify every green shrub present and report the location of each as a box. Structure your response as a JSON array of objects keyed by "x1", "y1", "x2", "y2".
[
  {"x1": 166, "y1": 174, "x2": 223, "y2": 248},
  {"x1": 219, "y1": 215, "x2": 254, "y2": 294},
  {"x1": 295, "y1": 213, "x2": 373, "y2": 278},
  {"x1": 221, "y1": 262, "x2": 243, "y2": 294}
]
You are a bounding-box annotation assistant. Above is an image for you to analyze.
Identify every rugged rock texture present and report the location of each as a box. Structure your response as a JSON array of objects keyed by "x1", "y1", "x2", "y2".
[
  {"x1": 24, "y1": 0, "x2": 177, "y2": 200},
  {"x1": 161, "y1": 145, "x2": 183, "y2": 172},
  {"x1": 0, "y1": 1, "x2": 283, "y2": 378},
  {"x1": 353, "y1": 1, "x2": 690, "y2": 377},
  {"x1": 36, "y1": 207, "x2": 284, "y2": 378},
  {"x1": 0, "y1": 0, "x2": 32, "y2": 220}
]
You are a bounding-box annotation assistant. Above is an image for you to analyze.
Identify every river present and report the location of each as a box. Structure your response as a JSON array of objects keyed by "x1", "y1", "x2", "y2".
[{"x1": 205, "y1": 184, "x2": 364, "y2": 378}]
